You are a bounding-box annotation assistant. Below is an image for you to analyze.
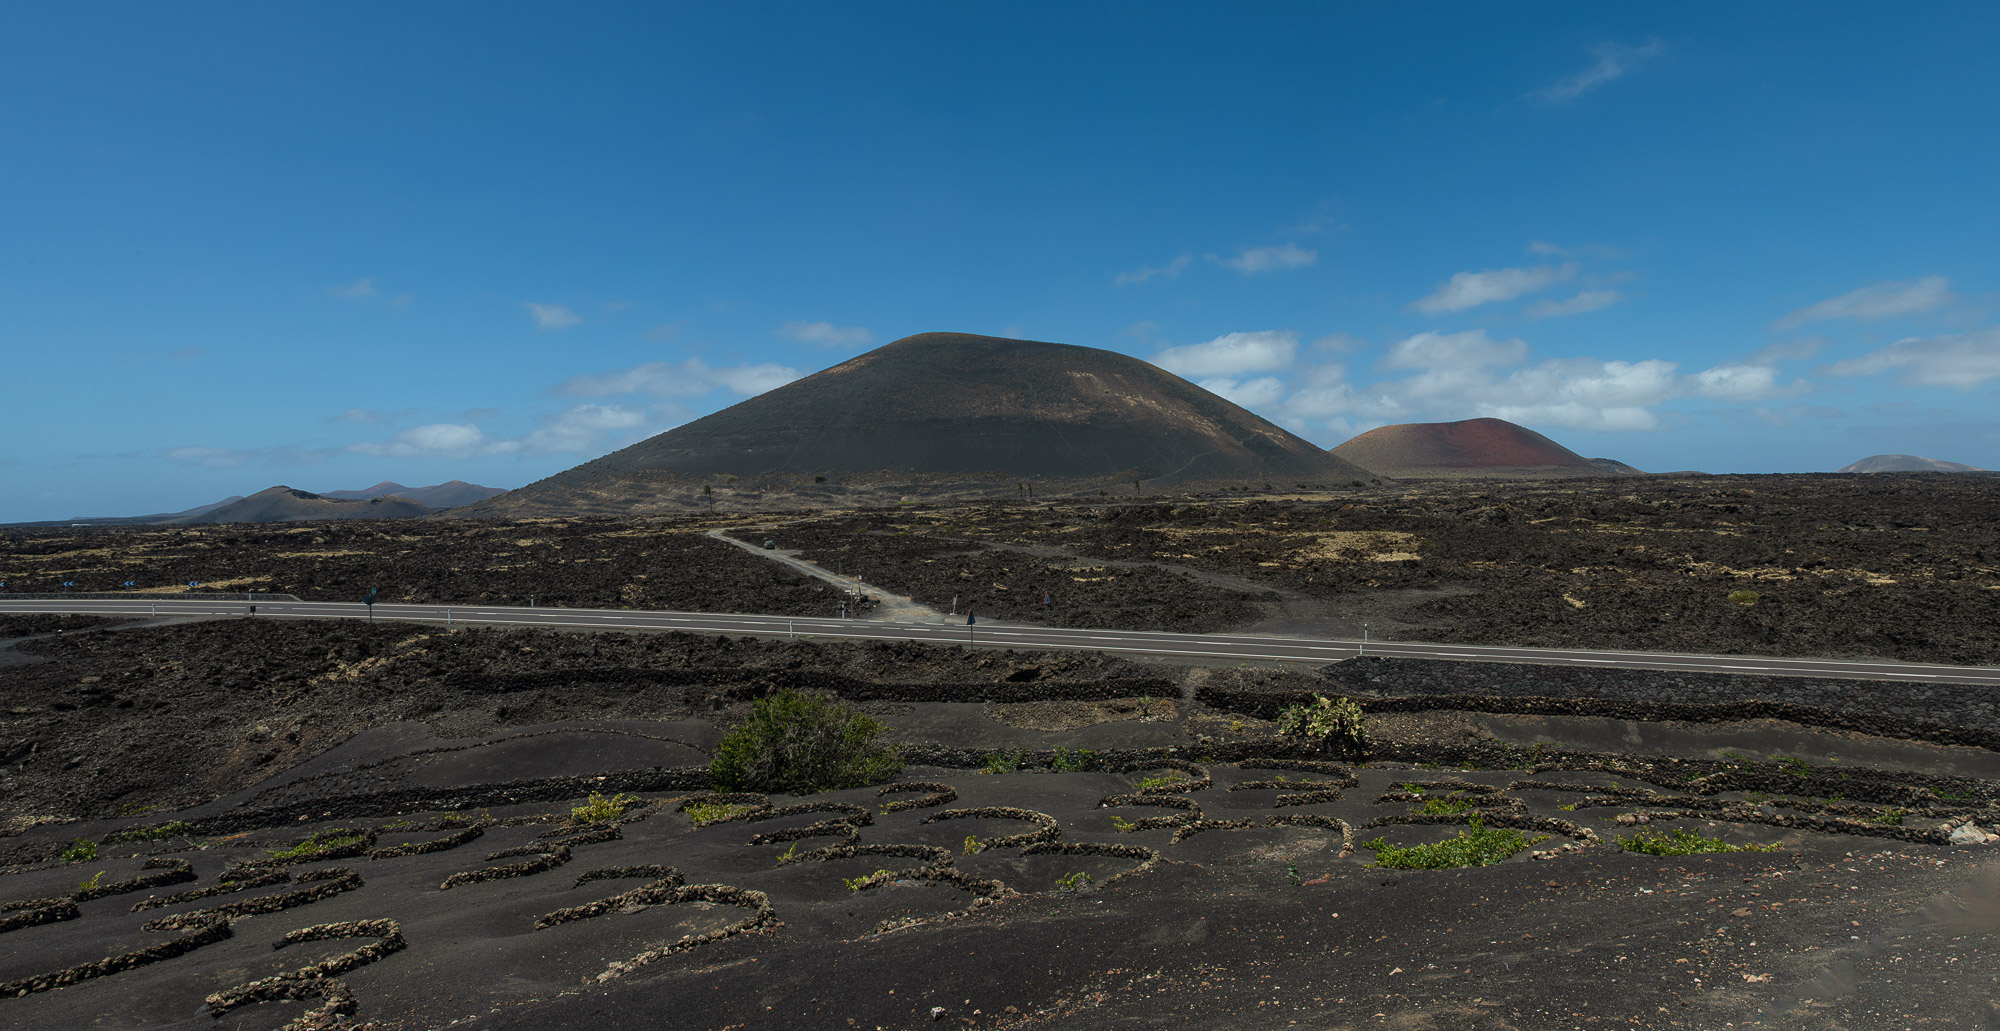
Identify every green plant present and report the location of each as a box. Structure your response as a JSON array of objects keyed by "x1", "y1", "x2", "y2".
[
  {"x1": 1053, "y1": 871, "x2": 1093, "y2": 894},
  {"x1": 1136, "y1": 696, "x2": 1156, "y2": 718},
  {"x1": 1049, "y1": 748, "x2": 1095, "y2": 773},
  {"x1": 980, "y1": 749, "x2": 1029, "y2": 775},
  {"x1": 1229, "y1": 719, "x2": 1244, "y2": 732},
  {"x1": 709, "y1": 687, "x2": 902, "y2": 794},
  {"x1": 1557, "y1": 802, "x2": 1579, "y2": 811},
  {"x1": 1134, "y1": 770, "x2": 1189, "y2": 791},
  {"x1": 1936, "y1": 789, "x2": 1973, "y2": 801},
  {"x1": 1360, "y1": 818, "x2": 1546, "y2": 870},
  {"x1": 1617, "y1": 827, "x2": 1780, "y2": 855},
  {"x1": 844, "y1": 869, "x2": 896, "y2": 891},
  {"x1": 1775, "y1": 755, "x2": 1811, "y2": 779},
  {"x1": 963, "y1": 834, "x2": 983, "y2": 855},
  {"x1": 1413, "y1": 795, "x2": 1477, "y2": 815},
  {"x1": 60, "y1": 839, "x2": 99, "y2": 863},
  {"x1": 1744, "y1": 791, "x2": 1770, "y2": 804},
  {"x1": 266, "y1": 830, "x2": 365, "y2": 861},
  {"x1": 571, "y1": 791, "x2": 638, "y2": 824},
  {"x1": 76, "y1": 870, "x2": 105, "y2": 891},
  {"x1": 685, "y1": 802, "x2": 752, "y2": 826},
  {"x1": 774, "y1": 842, "x2": 800, "y2": 866},
  {"x1": 1727, "y1": 590, "x2": 1761, "y2": 605},
  {"x1": 1873, "y1": 808, "x2": 1907, "y2": 826},
  {"x1": 1286, "y1": 861, "x2": 1300, "y2": 885},
  {"x1": 109, "y1": 820, "x2": 192, "y2": 844},
  {"x1": 1276, "y1": 694, "x2": 1367, "y2": 754}
]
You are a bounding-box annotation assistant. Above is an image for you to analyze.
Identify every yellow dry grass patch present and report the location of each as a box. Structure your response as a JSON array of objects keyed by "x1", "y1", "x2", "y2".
[
  {"x1": 1562, "y1": 593, "x2": 1588, "y2": 609},
  {"x1": 1291, "y1": 530, "x2": 1420, "y2": 562},
  {"x1": 270, "y1": 550, "x2": 374, "y2": 559}
]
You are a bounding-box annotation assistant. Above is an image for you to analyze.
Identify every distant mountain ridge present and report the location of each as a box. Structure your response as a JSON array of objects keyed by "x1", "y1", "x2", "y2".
[
  {"x1": 6, "y1": 479, "x2": 506, "y2": 527},
  {"x1": 319, "y1": 480, "x2": 508, "y2": 508},
  {"x1": 1330, "y1": 418, "x2": 1643, "y2": 479},
  {"x1": 458, "y1": 331, "x2": 1381, "y2": 518},
  {"x1": 174, "y1": 486, "x2": 435, "y2": 524},
  {"x1": 1838, "y1": 454, "x2": 1987, "y2": 473}
]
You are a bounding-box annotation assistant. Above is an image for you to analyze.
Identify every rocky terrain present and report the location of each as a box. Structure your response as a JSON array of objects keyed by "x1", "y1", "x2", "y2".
[{"x1": 3, "y1": 617, "x2": 1999, "y2": 1029}]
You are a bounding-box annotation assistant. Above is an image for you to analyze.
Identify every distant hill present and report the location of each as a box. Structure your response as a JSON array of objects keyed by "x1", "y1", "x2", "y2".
[
  {"x1": 175, "y1": 486, "x2": 434, "y2": 524},
  {"x1": 320, "y1": 480, "x2": 508, "y2": 508},
  {"x1": 5, "y1": 495, "x2": 247, "y2": 528},
  {"x1": 1330, "y1": 418, "x2": 1639, "y2": 479},
  {"x1": 1838, "y1": 454, "x2": 1987, "y2": 473},
  {"x1": 1587, "y1": 457, "x2": 1648, "y2": 476},
  {"x1": 456, "y1": 332, "x2": 1382, "y2": 518}
]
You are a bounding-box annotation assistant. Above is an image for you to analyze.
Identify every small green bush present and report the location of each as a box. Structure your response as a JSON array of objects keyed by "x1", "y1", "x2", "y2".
[
  {"x1": 267, "y1": 830, "x2": 365, "y2": 861},
  {"x1": 684, "y1": 802, "x2": 752, "y2": 826},
  {"x1": 571, "y1": 791, "x2": 638, "y2": 824},
  {"x1": 1617, "y1": 827, "x2": 1780, "y2": 855},
  {"x1": 709, "y1": 688, "x2": 902, "y2": 795},
  {"x1": 1049, "y1": 748, "x2": 1095, "y2": 772},
  {"x1": 1053, "y1": 871, "x2": 1093, "y2": 894},
  {"x1": 1727, "y1": 590, "x2": 1761, "y2": 605},
  {"x1": 1360, "y1": 817, "x2": 1544, "y2": 869},
  {"x1": 1277, "y1": 694, "x2": 1367, "y2": 755},
  {"x1": 110, "y1": 820, "x2": 192, "y2": 844},
  {"x1": 60, "y1": 838, "x2": 98, "y2": 864}
]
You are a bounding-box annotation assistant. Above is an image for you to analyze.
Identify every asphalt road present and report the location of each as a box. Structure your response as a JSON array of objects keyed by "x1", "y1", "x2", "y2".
[{"x1": 7, "y1": 596, "x2": 2000, "y2": 686}]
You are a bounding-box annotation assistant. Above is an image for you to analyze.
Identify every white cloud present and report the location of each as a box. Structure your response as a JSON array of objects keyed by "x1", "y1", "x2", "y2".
[
  {"x1": 1152, "y1": 330, "x2": 1299, "y2": 378},
  {"x1": 1530, "y1": 37, "x2": 1666, "y2": 104},
  {"x1": 1689, "y1": 363, "x2": 1784, "y2": 401},
  {"x1": 1114, "y1": 254, "x2": 1193, "y2": 287},
  {"x1": 554, "y1": 358, "x2": 801, "y2": 399},
  {"x1": 349, "y1": 423, "x2": 521, "y2": 459},
  {"x1": 1216, "y1": 243, "x2": 1317, "y2": 275},
  {"x1": 1198, "y1": 376, "x2": 1287, "y2": 409},
  {"x1": 1827, "y1": 326, "x2": 2000, "y2": 388},
  {"x1": 1527, "y1": 289, "x2": 1621, "y2": 319},
  {"x1": 525, "y1": 303, "x2": 582, "y2": 330},
  {"x1": 1412, "y1": 264, "x2": 1575, "y2": 314},
  {"x1": 779, "y1": 320, "x2": 873, "y2": 347},
  {"x1": 520, "y1": 404, "x2": 650, "y2": 456},
  {"x1": 1380, "y1": 330, "x2": 1529, "y2": 370},
  {"x1": 331, "y1": 278, "x2": 377, "y2": 301},
  {"x1": 1778, "y1": 276, "x2": 1953, "y2": 329}
]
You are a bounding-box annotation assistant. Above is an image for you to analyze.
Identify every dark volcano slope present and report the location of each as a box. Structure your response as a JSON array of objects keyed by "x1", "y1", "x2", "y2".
[
  {"x1": 1331, "y1": 417, "x2": 1620, "y2": 479},
  {"x1": 473, "y1": 333, "x2": 1379, "y2": 512},
  {"x1": 175, "y1": 486, "x2": 434, "y2": 524}
]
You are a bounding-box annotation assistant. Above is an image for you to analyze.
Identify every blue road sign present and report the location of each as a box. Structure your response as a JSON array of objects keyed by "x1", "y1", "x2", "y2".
[
  {"x1": 188, "y1": 581, "x2": 200, "y2": 588},
  {"x1": 62, "y1": 581, "x2": 75, "y2": 587}
]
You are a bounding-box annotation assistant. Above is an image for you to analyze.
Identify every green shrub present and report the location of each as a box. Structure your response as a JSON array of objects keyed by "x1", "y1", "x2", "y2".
[
  {"x1": 684, "y1": 802, "x2": 752, "y2": 826},
  {"x1": 980, "y1": 749, "x2": 1028, "y2": 775},
  {"x1": 110, "y1": 820, "x2": 192, "y2": 844},
  {"x1": 709, "y1": 688, "x2": 902, "y2": 795},
  {"x1": 60, "y1": 838, "x2": 98, "y2": 863},
  {"x1": 1727, "y1": 590, "x2": 1761, "y2": 605},
  {"x1": 1049, "y1": 747, "x2": 1095, "y2": 772},
  {"x1": 267, "y1": 829, "x2": 365, "y2": 861},
  {"x1": 1360, "y1": 817, "x2": 1544, "y2": 869},
  {"x1": 1276, "y1": 694, "x2": 1367, "y2": 755},
  {"x1": 1134, "y1": 770, "x2": 1189, "y2": 791},
  {"x1": 571, "y1": 791, "x2": 638, "y2": 824},
  {"x1": 1053, "y1": 871, "x2": 1093, "y2": 894},
  {"x1": 1617, "y1": 827, "x2": 1780, "y2": 855}
]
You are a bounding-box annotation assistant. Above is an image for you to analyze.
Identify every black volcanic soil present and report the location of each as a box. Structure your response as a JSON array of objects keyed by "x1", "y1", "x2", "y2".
[
  {"x1": 869, "y1": 473, "x2": 2000, "y2": 665},
  {"x1": 0, "y1": 517, "x2": 843, "y2": 616},
  {"x1": 765, "y1": 518, "x2": 1271, "y2": 632},
  {"x1": 6, "y1": 473, "x2": 1999, "y2": 664},
  {"x1": 4, "y1": 619, "x2": 2000, "y2": 1029}
]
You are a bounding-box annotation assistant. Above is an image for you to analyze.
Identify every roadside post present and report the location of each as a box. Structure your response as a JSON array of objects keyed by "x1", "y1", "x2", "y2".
[
  {"x1": 967, "y1": 607, "x2": 975, "y2": 646},
  {"x1": 366, "y1": 587, "x2": 376, "y2": 622}
]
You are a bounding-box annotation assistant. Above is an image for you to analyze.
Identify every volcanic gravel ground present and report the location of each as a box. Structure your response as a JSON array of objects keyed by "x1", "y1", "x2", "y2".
[
  {"x1": 6, "y1": 620, "x2": 2000, "y2": 1027},
  {"x1": 770, "y1": 521, "x2": 1269, "y2": 632},
  {"x1": 0, "y1": 518, "x2": 840, "y2": 615},
  {"x1": 5, "y1": 749, "x2": 1998, "y2": 1029},
  {"x1": 0, "y1": 619, "x2": 1162, "y2": 825},
  {"x1": 844, "y1": 474, "x2": 2000, "y2": 664}
]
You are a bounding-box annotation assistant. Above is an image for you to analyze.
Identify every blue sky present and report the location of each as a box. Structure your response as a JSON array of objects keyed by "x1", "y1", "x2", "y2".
[{"x1": 5, "y1": 3, "x2": 1998, "y2": 521}]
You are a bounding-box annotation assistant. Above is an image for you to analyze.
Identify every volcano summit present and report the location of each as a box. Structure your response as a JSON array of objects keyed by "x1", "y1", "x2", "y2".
[
  {"x1": 466, "y1": 332, "x2": 1379, "y2": 516},
  {"x1": 1330, "y1": 417, "x2": 1637, "y2": 480}
]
